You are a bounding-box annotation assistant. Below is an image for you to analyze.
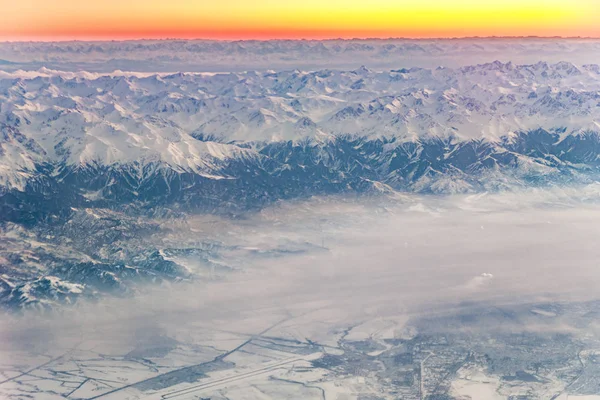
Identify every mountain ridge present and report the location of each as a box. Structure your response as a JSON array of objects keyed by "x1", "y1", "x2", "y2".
[{"x1": 3, "y1": 62, "x2": 600, "y2": 309}]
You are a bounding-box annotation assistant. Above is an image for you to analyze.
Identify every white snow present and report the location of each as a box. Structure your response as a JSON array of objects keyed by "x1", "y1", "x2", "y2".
[{"x1": 3, "y1": 61, "x2": 600, "y2": 188}]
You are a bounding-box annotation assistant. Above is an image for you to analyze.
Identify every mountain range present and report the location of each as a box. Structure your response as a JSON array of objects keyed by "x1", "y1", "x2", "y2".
[{"x1": 3, "y1": 61, "x2": 600, "y2": 309}]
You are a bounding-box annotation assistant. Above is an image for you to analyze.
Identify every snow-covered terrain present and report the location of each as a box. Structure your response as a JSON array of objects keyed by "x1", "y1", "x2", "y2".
[
  {"x1": 0, "y1": 62, "x2": 600, "y2": 202},
  {"x1": 5, "y1": 38, "x2": 600, "y2": 399},
  {"x1": 2, "y1": 61, "x2": 600, "y2": 149}
]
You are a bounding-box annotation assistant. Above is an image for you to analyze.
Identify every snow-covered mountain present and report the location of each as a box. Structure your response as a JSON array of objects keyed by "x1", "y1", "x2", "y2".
[
  {"x1": 1, "y1": 61, "x2": 600, "y2": 198},
  {"x1": 3, "y1": 61, "x2": 600, "y2": 309},
  {"x1": 3, "y1": 62, "x2": 600, "y2": 151}
]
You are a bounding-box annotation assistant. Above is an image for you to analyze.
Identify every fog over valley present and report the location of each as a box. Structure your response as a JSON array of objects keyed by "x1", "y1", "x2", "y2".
[{"x1": 3, "y1": 188, "x2": 600, "y2": 399}]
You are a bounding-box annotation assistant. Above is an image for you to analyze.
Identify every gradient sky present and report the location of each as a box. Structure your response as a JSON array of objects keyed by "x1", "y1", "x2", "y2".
[{"x1": 1, "y1": 0, "x2": 599, "y2": 41}]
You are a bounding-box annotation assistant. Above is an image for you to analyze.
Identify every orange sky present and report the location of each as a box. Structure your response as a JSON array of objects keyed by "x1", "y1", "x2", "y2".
[{"x1": 0, "y1": 0, "x2": 599, "y2": 41}]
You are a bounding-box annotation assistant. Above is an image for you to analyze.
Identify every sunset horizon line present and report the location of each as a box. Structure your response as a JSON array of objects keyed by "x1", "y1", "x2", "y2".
[{"x1": 3, "y1": 35, "x2": 600, "y2": 43}]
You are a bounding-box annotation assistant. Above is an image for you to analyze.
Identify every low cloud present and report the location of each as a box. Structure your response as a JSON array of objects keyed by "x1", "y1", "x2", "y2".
[
  {"x1": 3, "y1": 186, "x2": 600, "y2": 357},
  {"x1": 464, "y1": 273, "x2": 495, "y2": 290}
]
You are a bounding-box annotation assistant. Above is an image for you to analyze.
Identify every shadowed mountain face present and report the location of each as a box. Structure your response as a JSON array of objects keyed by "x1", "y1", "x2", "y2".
[{"x1": 2, "y1": 129, "x2": 600, "y2": 226}]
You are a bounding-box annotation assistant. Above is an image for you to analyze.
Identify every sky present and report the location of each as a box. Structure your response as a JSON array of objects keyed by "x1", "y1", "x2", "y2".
[{"x1": 0, "y1": 0, "x2": 599, "y2": 41}]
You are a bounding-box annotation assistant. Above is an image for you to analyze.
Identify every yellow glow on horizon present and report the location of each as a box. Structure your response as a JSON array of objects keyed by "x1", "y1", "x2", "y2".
[{"x1": 0, "y1": 0, "x2": 598, "y2": 40}]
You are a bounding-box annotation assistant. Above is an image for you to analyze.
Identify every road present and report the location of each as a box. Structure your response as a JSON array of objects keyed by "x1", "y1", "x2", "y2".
[
  {"x1": 85, "y1": 315, "x2": 294, "y2": 400},
  {"x1": 420, "y1": 351, "x2": 434, "y2": 400},
  {"x1": 0, "y1": 344, "x2": 80, "y2": 386},
  {"x1": 159, "y1": 356, "x2": 315, "y2": 399}
]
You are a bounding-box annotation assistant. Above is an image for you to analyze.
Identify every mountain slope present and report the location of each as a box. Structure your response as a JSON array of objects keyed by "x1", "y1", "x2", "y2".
[
  {"x1": 2, "y1": 62, "x2": 600, "y2": 219},
  {"x1": 3, "y1": 63, "x2": 600, "y2": 310}
]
